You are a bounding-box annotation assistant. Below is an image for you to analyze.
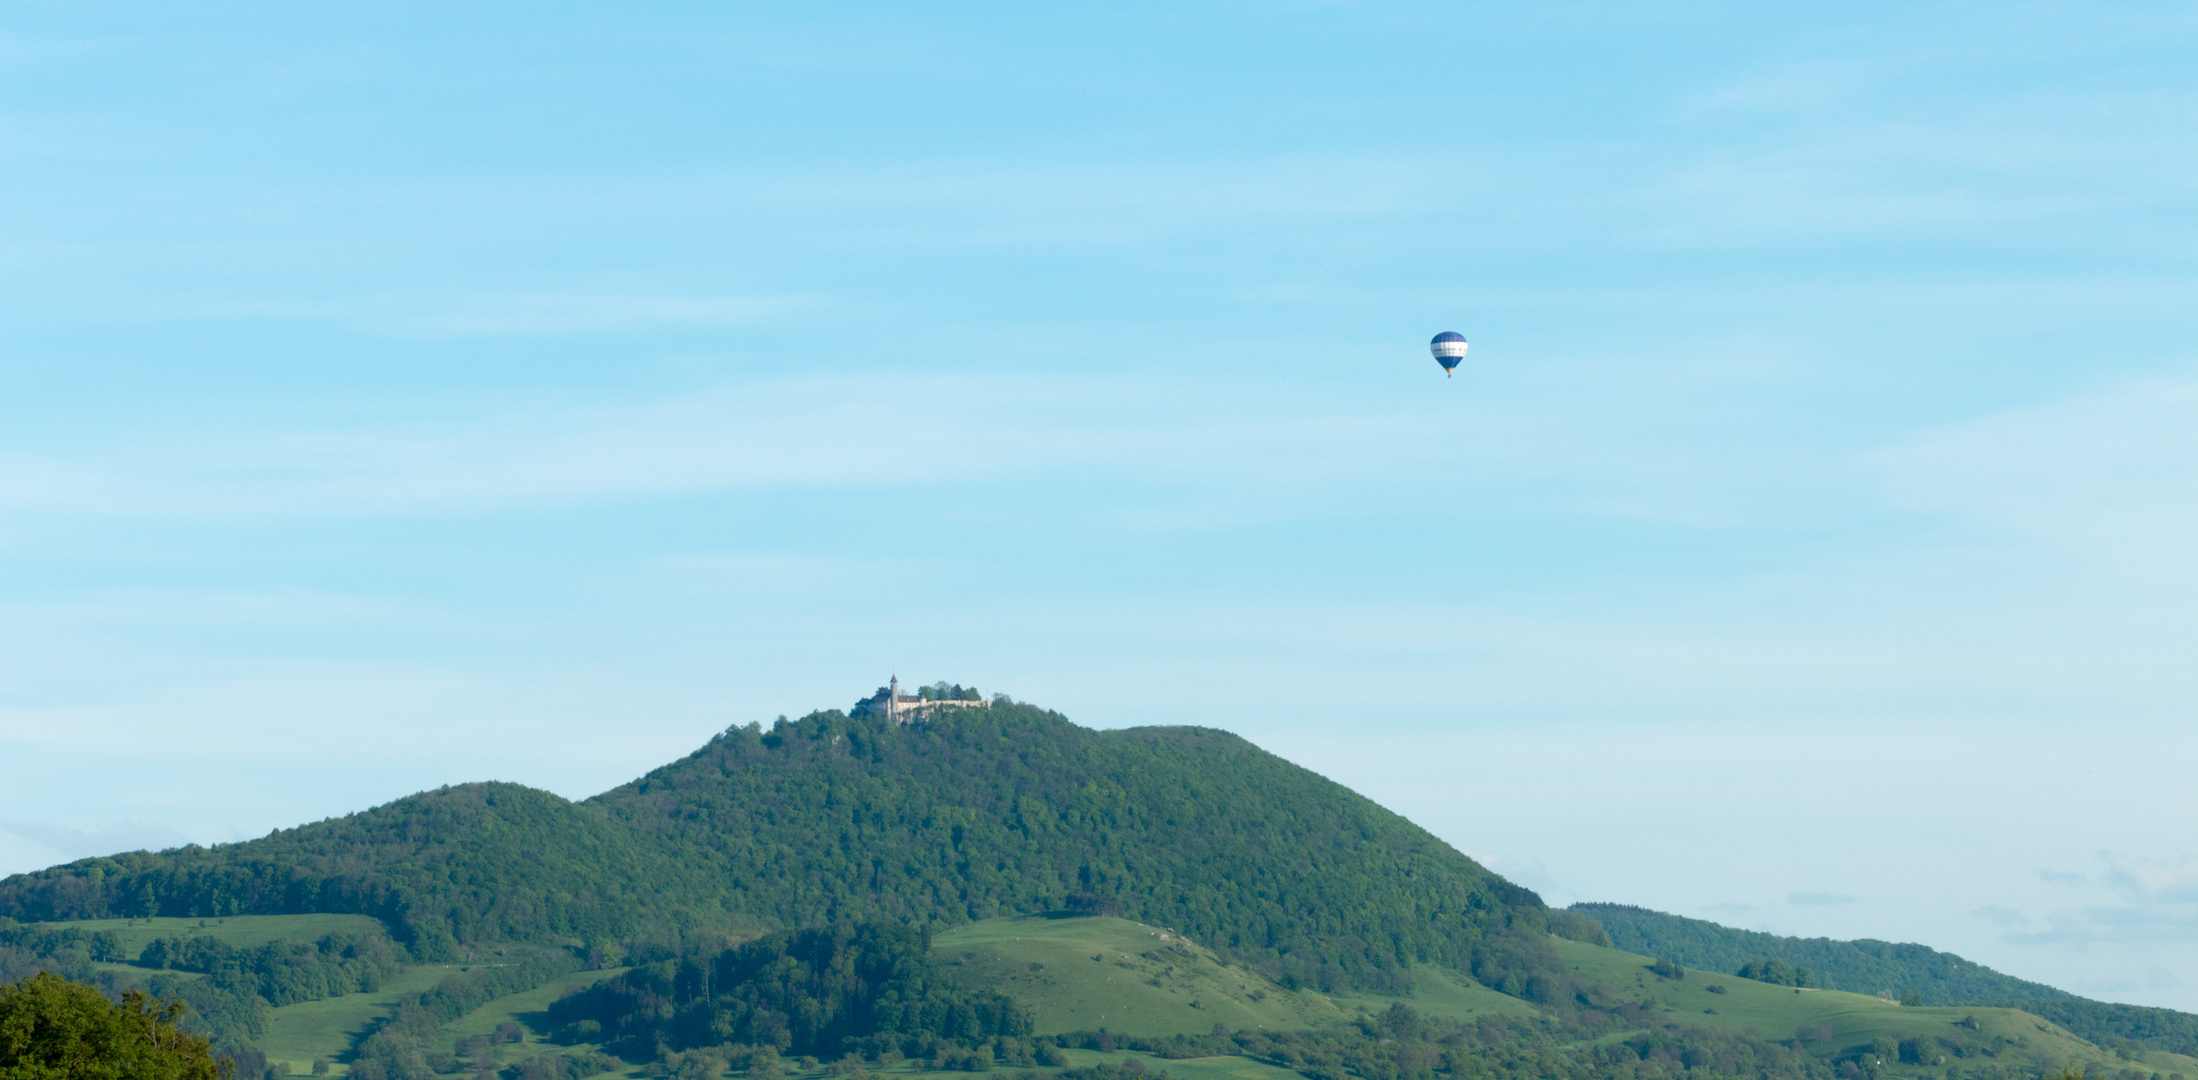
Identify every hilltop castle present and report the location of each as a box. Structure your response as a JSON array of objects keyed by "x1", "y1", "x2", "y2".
[{"x1": 860, "y1": 675, "x2": 988, "y2": 724}]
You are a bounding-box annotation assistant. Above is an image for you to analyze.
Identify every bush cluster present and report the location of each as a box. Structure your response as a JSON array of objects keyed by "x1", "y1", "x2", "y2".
[
  {"x1": 547, "y1": 923, "x2": 1030, "y2": 1061},
  {"x1": 136, "y1": 930, "x2": 403, "y2": 1007}
]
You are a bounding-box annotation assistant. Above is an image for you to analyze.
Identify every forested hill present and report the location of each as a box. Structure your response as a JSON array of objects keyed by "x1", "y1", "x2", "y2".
[
  {"x1": 0, "y1": 703, "x2": 1546, "y2": 990},
  {"x1": 1572, "y1": 903, "x2": 2070, "y2": 1005}
]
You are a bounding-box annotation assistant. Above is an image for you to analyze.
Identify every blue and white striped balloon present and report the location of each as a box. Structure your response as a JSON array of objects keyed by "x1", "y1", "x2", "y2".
[{"x1": 1430, "y1": 331, "x2": 1469, "y2": 377}]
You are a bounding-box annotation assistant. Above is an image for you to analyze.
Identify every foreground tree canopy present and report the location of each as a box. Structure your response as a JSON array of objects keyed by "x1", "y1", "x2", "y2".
[{"x1": 0, "y1": 971, "x2": 225, "y2": 1080}]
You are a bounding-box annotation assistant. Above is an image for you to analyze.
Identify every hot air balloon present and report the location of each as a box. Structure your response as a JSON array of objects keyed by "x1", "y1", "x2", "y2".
[{"x1": 1430, "y1": 331, "x2": 1469, "y2": 376}]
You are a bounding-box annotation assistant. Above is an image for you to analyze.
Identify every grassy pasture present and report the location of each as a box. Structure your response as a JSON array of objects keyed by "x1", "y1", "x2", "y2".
[
  {"x1": 1053, "y1": 1048, "x2": 1306, "y2": 1080},
  {"x1": 934, "y1": 915, "x2": 1344, "y2": 1036},
  {"x1": 759, "y1": 1049, "x2": 1302, "y2": 1080},
  {"x1": 444, "y1": 966, "x2": 628, "y2": 1043},
  {"x1": 439, "y1": 965, "x2": 629, "y2": 1071},
  {"x1": 259, "y1": 964, "x2": 461, "y2": 1074},
  {"x1": 46, "y1": 914, "x2": 388, "y2": 956},
  {"x1": 1328, "y1": 964, "x2": 1538, "y2": 1024}
]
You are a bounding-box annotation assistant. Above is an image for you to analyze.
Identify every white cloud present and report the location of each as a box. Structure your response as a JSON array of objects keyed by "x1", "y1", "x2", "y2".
[
  {"x1": 1791, "y1": 892, "x2": 1859, "y2": 907},
  {"x1": 397, "y1": 293, "x2": 807, "y2": 336},
  {"x1": 2005, "y1": 854, "x2": 2198, "y2": 949},
  {"x1": 2105, "y1": 854, "x2": 2198, "y2": 905}
]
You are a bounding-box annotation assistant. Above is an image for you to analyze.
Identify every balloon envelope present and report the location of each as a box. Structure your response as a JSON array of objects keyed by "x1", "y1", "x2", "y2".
[{"x1": 1430, "y1": 331, "x2": 1468, "y2": 375}]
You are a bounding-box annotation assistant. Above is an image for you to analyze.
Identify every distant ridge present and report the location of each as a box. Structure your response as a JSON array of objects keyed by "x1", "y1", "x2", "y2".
[
  {"x1": 1573, "y1": 902, "x2": 2198, "y2": 1057},
  {"x1": 1571, "y1": 902, "x2": 2071, "y2": 1005},
  {"x1": 0, "y1": 703, "x2": 1548, "y2": 991}
]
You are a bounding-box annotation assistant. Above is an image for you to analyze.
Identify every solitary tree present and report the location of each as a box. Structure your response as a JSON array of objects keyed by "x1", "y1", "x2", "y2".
[{"x1": 0, "y1": 971, "x2": 226, "y2": 1080}]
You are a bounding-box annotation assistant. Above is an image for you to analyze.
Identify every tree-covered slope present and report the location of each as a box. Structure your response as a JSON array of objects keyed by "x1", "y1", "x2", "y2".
[
  {"x1": 0, "y1": 782, "x2": 692, "y2": 955},
  {"x1": 0, "y1": 705, "x2": 1546, "y2": 989},
  {"x1": 591, "y1": 707, "x2": 1544, "y2": 989},
  {"x1": 1570, "y1": 903, "x2": 2069, "y2": 1005}
]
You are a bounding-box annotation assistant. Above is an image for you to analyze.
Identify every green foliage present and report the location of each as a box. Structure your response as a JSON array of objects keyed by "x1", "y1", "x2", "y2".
[
  {"x1": 1462, "y1": 931, "x2": 1580, "y2": 1007},
  {"x1": 545, "y1": 922, "x2": 1031, "y2": 1060},
  {"x1": 136, "y1": 932, "x2": 402, "y2": 1007},
  {"x1": 1735, "y1": 960, "x2": 1815, "y2": 989},
  {"x1": 0, "y1": 971, "x2": 225, "y2": 1080},
  {"x1": 3, "y1": 919, "x2": 382, "y2": 1057},
  {"x1": 1573, "y1": 905, "x2": 2063, "y2": 1005},
  {"x1": 500, "y1": 1051, "x2": 620, "y2": 1080},
  {"x1": 0, "y1": 921, "x2": 125, "y2": 987},
  {"x1": 1648, "y1": 960, "x2": 1685, "y2": 982},
  {"x1": 0, "y1": 706, "x2": 1544, "y2": 991},
  {"x1": 1056, "y1": 1063, "x2": 1172, "y2": 1080},
  {"x1": 75, "y1": 970, "x2": 275, "y2": 1055}
]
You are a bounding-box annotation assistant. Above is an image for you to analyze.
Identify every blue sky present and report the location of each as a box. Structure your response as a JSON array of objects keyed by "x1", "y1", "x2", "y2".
[{"x1": 5, "y1": 2, "x2": 2198, "y2": 1007}]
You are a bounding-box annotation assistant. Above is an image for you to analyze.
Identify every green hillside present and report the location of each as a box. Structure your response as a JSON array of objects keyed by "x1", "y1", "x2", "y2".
[
  {"x1": 1572, "y1": 905, "x2": 2070, "y2": 1006},
  {"x1": 1544, "y1": 937, "x2": 2198, "y2": 1080},
  {"x1": 15, "y1": 698, "x2": 2198, "y2": 1080},
  {"x1": 19, "y1": 884, "x2": 2198, "y2": 1080},
  {"x1": 0, "y1": 782, "x2": 695, "y2": 958},
  {"x1": 932, "y1": 915, "x2": 1347, "y2": 1036},
  {"x1": 1983, "y1": 1000, "x2": 2198, "y2": 1061},
  {"x1": 0, "y1": 705, "x2": 1545, "y2": 990},
  {"x1": 930, "y1": 913, "x2": 1546, "y2": 1038}
]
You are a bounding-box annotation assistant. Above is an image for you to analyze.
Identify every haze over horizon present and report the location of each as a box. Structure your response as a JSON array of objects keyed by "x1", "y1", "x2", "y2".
[{"x1": 5, "y1": 4, "x2": 2196, "y2": 1010}]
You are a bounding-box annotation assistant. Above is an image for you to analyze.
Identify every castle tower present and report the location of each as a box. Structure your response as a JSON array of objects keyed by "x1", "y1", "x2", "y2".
[{"x1": 889, "y1": 674, "x2": 901, "y2": 723}]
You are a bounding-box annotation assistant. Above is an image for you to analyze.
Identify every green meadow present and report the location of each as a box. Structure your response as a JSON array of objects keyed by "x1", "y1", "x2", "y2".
[
  {"x1": 934, "y1": 915, "x2": 1344, "y2": 1036},
  {"x1": 442, "y1": 966, "x2": 630, "y2": 1045},
  {"x1": 1055, "y1": 1049, "x2": 1309, "y2": 1080},
  {"x1": 58, "y1": 914, "x2": 386, "y2": 956},
  {"x1": 260, "y1": 965, "x2": 463, "y2": 1074},
  {"x1": 1327, "y1": 963, "x2": 1539, "y2": 1025}
]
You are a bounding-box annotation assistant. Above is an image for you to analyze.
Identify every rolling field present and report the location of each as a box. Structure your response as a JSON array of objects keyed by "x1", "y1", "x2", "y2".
[
  {"x1": 260, "y1": 964, "x2": 461, "y2": 1073},
  {"x1": 1328, "y1": 964, "x2": 1539, "y2": 1024},
  {"x1": 934, "y1": 915, "x2": 1345, "y2": 1036},
  {"x1": 745, "y1": 1048, "x2": 1303, "y2": 1080},
  {"x1": 261, "y1": 964, "x2": 634, "y2": 1075},
  {"x1": 49, "y1": 914, "x2": 388, "y2": 956},
  {"x1": 1053, "y1": 1048, "x2": 1307, "y2": 1080},
  {"x1": 440, "y1": 964, "x2": 630, "y2": 1072}
]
